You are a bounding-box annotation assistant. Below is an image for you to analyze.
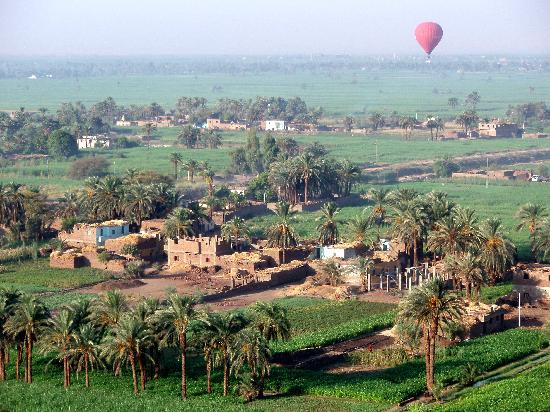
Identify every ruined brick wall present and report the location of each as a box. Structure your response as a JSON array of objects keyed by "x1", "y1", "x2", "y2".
[
  {"x1": 261, "y1": 248, "x2": 309, "y2": 265},
  {"x1": 50, "y1": 253, "x2": 87, "y2": 269},
  {"x1": 59, "y1": 225, "x2": 97, "y2": 247}
]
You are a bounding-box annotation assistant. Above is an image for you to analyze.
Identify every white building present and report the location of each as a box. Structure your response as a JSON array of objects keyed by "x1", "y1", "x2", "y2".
[
  {"x1": 264, "y1": 120, "x2": 286, "y2": 131},
  {"x1": 77, "y1": 135, "x2": 112, "y2": 150}
]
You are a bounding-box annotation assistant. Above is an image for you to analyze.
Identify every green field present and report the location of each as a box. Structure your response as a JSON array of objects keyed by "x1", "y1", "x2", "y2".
[{"x1": 2, "y1": 70, "x2": 550, "y2": 117}]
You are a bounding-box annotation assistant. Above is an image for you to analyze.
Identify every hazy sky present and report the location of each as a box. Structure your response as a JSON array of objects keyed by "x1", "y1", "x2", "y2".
[{"x1": 2, "y1": 0, "x2": 550, "y2": 56}]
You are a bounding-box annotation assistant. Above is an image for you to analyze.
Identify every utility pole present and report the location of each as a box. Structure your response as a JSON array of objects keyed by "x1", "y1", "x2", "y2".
[
  {"x1": 485, "y1": 156, "x2": 489, "y2": 189},
  {"x1": 518, "y1": 291, "x2": 522, "y2": 327}
]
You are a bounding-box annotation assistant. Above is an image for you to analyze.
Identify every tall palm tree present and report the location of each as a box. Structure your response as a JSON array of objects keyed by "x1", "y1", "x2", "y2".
[
  {"x1": 169, "y1": 152, "x2": 183, "y2": 181},
  {"x1": 101, "y1": 315, "x2": 152, "y2": 395},
  {"x1": 123, "y1": 184, "x2": 154, "y2": 226},
  {"x1": 92, "y1": 176, "x2": 124, "y2": 220},
  {"x1": 205, "y1": 312, "x2": 248, "y2": 396},
  {"x1": 163, "y1": 207, "x2": 195, "y2": 239},
  {"x1": 479, "y1": 218, "x2": 515, "y2": 283},
  {"x1": 95, "y1": 290, "x2": 128, "y2": 329},
  {"x1": 157, "y1": 294, "x2": 197, "y2": 400},
  {"x1": 5, "y1": 294, "x2": 50, "y2": 383},
  {"x1": 444, "y1": 253, "x2": 484, "y2": 303},
  {"x1": 316, "y1": 202, "x2": 341, "y2": 246},
  {"x1": 533, "y1": 221, "x2": 550, "y2": 262},
  {"x1": 516, "y1": 203, "x2": 547, "y2": 260},
  {"x1": 40, "y1": 309, "x2": 75, "y2": 388},
  {"x1": 201, "y1": 167, "x2": 215, "y2": 197},
  {"x1": 368, "y1": 188, "x2": 391, "y2": 241},
  {"x1": 347, "y1": 211, "x2": 372, "y2": 245},
  {"x1": 296, "y1": 153, "x2": 319, "y2": 204},
  {"x1": 398, "y1": 278, "x2": 464, "y2": 395},
  {"x1": 392, "y1": 200, "x2": 429, "y2": 267},
  {"x1": 338, "y1": 160, "x2": 361, "y2": 197},
  {"x1": 70, "y1": 324, "x2": 104, "y2": 388},
  {"x1": 221, "y1": 217, "x2": 250, "y2": 251},
  {"x1": 427, "y1": 216, "x2": 472, "y2": 258},
  {"x1": 266, "y1": 201, "x2": 298, "y2": 264},
  {"x1": 195, "y1": 314, "x2": 217, "y2": 394}
]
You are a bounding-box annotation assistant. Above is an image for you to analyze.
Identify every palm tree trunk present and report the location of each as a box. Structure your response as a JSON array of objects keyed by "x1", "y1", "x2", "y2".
[
  {"x1": 129, "y1": 354, "x2": 138, "y2": 395},
  {"x1": 304, "y1": 178, "x2": 308, "y2": 204},
  {"x1": 85, "y1": 354, "x2": 90, "y2": 388},
  {"x1": 413, "y1": 237, "x2": 418, "y2": 267},
  {"x1": 187, "y1": 170, "x2": 191, "y2": 182},
  {"x1": 66, "y1": 356, "x2": 71, "y2": 387},
  {"x1": 206, "y1": 358, "x2": 212, "y2": 394},
  {"x1": 0, "y1": 346, "x2": 5, "y2": 381},
  {"x1": 15, "y1": 343, "x2": 22, "y2": 381},
  {"x1": 259, "y1": 368, "x2": 266, "y2": 398},
  {"x1": 26, "y1": 336, "x2": 32, "y2": 384},
  {"x1": 223, "y1": 351, "x2": 229, "y2": 397},
  {"x1": 180, "y1": 333, "x2": 187, "y2": 399},
  {"x1": 465, "y1": 282, "x2": 471, "y2": 304},
  {"x1": 424, "y1": 327, "x2": 433, "y2": 394},
  {"x1": 138, "y1": 354, "x2": 146, "y2": 391}
]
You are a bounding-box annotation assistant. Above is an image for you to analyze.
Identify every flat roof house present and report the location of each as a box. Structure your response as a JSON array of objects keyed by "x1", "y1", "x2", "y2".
[{"x1": 59, "y1": 220, "x2": 130, "y2": 247}]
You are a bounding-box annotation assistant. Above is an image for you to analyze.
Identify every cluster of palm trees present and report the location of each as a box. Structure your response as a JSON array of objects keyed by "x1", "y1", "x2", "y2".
[
  {"x1": 268, "y1": 154, "x2": 361, "y2": 204},
  {"x1": 0, "y1": 182, "x2": 50, "y2": 241},
  {"x1": 177, "y1": 126, "x2": 222, "y2": 150},
  {"x1": 0, "y1": 289, "x2": 290, "y2": 400},
  {"x1": 515, "y1": 203, "x2": 550, "y2": 262},
  {"x1": 57, "y1": 172, "x2": 177, "y2": 226}
]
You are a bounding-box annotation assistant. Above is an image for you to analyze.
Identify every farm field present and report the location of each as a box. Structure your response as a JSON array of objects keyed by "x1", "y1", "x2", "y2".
[{"x1": 2, "y1": 69, "x2": 550, "y2": 117}]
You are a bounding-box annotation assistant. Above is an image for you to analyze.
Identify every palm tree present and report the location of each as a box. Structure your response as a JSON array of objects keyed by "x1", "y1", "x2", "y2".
[
  {"x1": 142, "y1": 122, "x2": 156, "y2": 140},
  {"x1": 516, "y1": 203, "x2": 547, "y2": 260},
  {"x1": 296, "y1": 153, "x2": 319, "y2": 204},
  {"x1": 221, "y1": 217, "x2": 250, "y2": 251},
  {"x1": 316, "y1": 202, "x2": 341, "y2": 246},
  {"x1": 368, "y1": 112, "x2": 385, "y2": 131},
  {"x1": 533, "y1": 221, "x2": 550, "y2": 262},
  {"x1": 195, "y1": 314, "x2": 217, "y2": 394},
  {"x1": 479, "y1": 218, "x2": 515, "y2": 283},
  {"x1": 205, "y1": 312, "x2": 248, "y2": 396},
  {"x1": 95, "y1": 290, "x2": 128, "y2": 329},
  {"x1": 169, "y1": 152, "x2": 183, "y2": 180},
  {"x1": 101, "y1": 315, "x2": 152, "y2": 394},
  {"x1": 40, "y1": 309, "x2": 75, "y2": 388},
  {"x1": 347, "y1": 211, "x2": 372, "y2": 245},
  {"x1": 400, "y1": 116, "x2": 417, "y2": 140},
  {"x1": 204, "y1": 130, "x2": 223, "y2": 149},
  {"x1": 163, "y1": 207, "x2": 195, "y2": 239},
  {"x1": 123, "y1": 184, "x2": 154, "y2": 226},
  {"x1": 338, "y1": 160, "x2": 361, "y2": 197},
  {"x1": 448, "y1": 97, "x2": 459, "y2": 109},
  {"x1": 444, "y1": 253, "x2": 484, "y2": 304},
  {"x1": 70, "y1": 324, "x2": 104, "y2": 387},
  {"x1": 352, "y1": 257, "x2": 375, "y2": 292},
  {"x1": 368, "y1": 188, "x2": 391, "y2": 241},
  {"x1": 182, "y1": 159, "x2": 199, "y2": 183},
  {"x1": 266, "y1": 201, "x2": 298, "y2": 264},
  {"x1": 392, "y1": 200, "x2": 429, "y2": 267},
  {"x1": 5, "y1": 294, "x2": 50, "y2": 383},
  {"x1": 397, "y1": 278, "x2": 464, "y2": 395},
  {"x1": 427, "y1": 216, "x2": 473, "y2": 258},
  {"x1": 157, "y1": 294, "x2": 197, "y2": 400},
  {"x1": 92, "y1": 176, "x2": 124, "y2": 220},
  {"x1": 456, "y1": 110, "x2": 479, "y2": 135}
]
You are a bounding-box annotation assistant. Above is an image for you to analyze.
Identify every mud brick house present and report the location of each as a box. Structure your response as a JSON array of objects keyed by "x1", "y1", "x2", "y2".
[
  {"x1": 513, "y1": 263, "x2": 550, "y2": 302},
  {"x1": 463, "y1": 304, "x2": 506, "y2": 338},
  {"x1": 478, "y1": 120, "x2": 521, "y2": 138},
  {"x1": 104, "y1": 233, "x2": 162, "y2": 259},
  {"x1": 165, "y1": 235, "x2": 232, "y2": 267},
  {"x1": 59, "y1": 220, "x2": 130, "y2": 248}
]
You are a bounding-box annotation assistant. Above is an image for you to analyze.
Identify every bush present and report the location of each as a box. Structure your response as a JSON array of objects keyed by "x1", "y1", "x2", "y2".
[
  {"x1": 61, "y1": 216, "x2": 78, "y2": 232},
  {"x1": 0, "y1": 245, "x2": 36, "y2": 264},
  {"x1": 68, "y1": 156, "x2": 109, "y2": 179},
  {"x1": 97, "y1": 251, "x2": 111, "y2": 263},
  {"x1": 48, "y1": 129, "x2": 78, "y2": 158},
  {"x1": 120, "y1": 243, "x2": 139, "y2": 257},
  {"x1": 347, "y1": 346, "x2": 412, "y2": 368},
  {"x1": 433, "y1": 156, "x2": 460, "y2": 178},
  {"x1": 124, "y1": 259, "x2": 145, "y2": 278}
]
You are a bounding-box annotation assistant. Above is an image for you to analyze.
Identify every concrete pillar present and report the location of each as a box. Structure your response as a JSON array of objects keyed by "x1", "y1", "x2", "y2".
[
  {"x1": 380, "y1": 273, "x2": 383, "y2": 289},
  {"x1": 408, "y1": 275, "x2": 412, "y2": 290},
  {"x1": 419, "y1": 273, "x2": 423, "y2": 285},
  {"x1": 433, "y1": 265, "x2": 437, "y2": 280},
  {"x1": 398, "y1": 269, "x2": 402, "y2": 291},
  {"x1": 386, "y1": 274, "x2": 390, "y2": 292},
  {"x1": 367, "y1": 272, "x2": 372, "y2": 292}
]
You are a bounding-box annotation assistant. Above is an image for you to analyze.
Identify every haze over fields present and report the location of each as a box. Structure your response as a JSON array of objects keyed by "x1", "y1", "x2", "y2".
[{"x1": 2, "y1": 0, "x2": 550, "y2": 56}]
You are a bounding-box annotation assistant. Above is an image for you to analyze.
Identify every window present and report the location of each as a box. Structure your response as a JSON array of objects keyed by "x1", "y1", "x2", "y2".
[
  {"x1": 100, "y1": 228, "x2": 104, "y2": 236},
  {"x1": 112, "y1": 229, "x2": 115, "y2": 235},
  {"x1": 174, "y1": 255, "x2": 179, "y2": 261},
  {"x1": 524, "y1": 273, "x2": 529, "y2": 280}
]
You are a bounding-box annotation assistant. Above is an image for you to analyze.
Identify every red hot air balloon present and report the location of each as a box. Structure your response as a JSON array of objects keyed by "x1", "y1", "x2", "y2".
[{"x1": 415, "y1": 22, "x2": 443, "y2": 59}]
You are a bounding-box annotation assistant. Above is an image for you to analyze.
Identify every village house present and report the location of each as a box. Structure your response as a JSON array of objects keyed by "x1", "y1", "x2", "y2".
[
  {"x1": 478, "y1": 120, "x2": 521, "y2": 138},
  {"x1": 512, "y1": 263, "x2": 550, "y2": 302},
  {"x1": 463, "y1": 304, "x2": 506, "y2": 338},
  {"x1": 318, "y1": 241, "x2": 366, "y2": 260},
  {"x1": 77, "y1": 134, "x2": 112, "y2": 149},
  {"x1": 165, "y1": 235, "x2": 232, "y2": 267},
  {"x1": 59, "y1": 220, "x2": 130, "y2": 247},
  {"x1": 261, "y1": 120, "x2": 286, "y2": 131},
  {"x1": 206, "y1": 118, "x2": 248, "y2": 131}
]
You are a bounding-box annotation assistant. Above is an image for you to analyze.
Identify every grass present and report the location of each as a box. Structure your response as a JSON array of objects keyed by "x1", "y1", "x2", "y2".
[
  {"x1": 410, "y1": 360, "x2": 550, "y2": 412},
  {"x1": 480, "y1": 282, "x2": 514, "y2": 304},
  {"x1": 0, "y1": 258, "x2": 112, "y2": 290},
  {"x1": 2, "y1": 69, "x2": 550, "y2": 117}
]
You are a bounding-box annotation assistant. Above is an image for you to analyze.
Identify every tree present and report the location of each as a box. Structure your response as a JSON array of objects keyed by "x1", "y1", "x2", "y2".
[
  {"x1": 68, "y1": 157, "x2": 109, "y2": 179},
  {"x1": 221, "y1": 217, "x2": 250, "y2": 251},
  {"x1": 465, "y1": 91, "x2": 481, "y2": 110},
  {"x1": 368, "y1": 188, "x2": 391, "y2": 241},
  {"x1": 40, "y1": 308, "x2": 75, "y2": 388},
  {"x1": 162, "y1": 207, "x2": 195, "y2": 239},
  {"x1": 456, "y1": 110, "x2": 479, "y2": 135},
  {"x1": 316, "y1": 202, "x2": 341, "y2": 246},
  {"x1": 48, "y1": 129, "x2": 78, "y2": 158},
  {"x1": 444, "y1": 253, "x2": 484, "y2": 304},
  {"x1": 321, "y1": 259, "x2": 343, "y2": 286},
  {"x1": 296, "y1": 153, "x2": 319, "y2": 204},
  {"x1": 178, "y1": 125, "x2": 200, "y2": 149},
  {"x1": 5, "y1": 294, "x2": 50, "y2": 383},
  {"x1": 347, "y1": 211, "x2": 372, "y2": 245},
  {"x1": 266, "y1": 201, "x2": 298, "y2": 263},
  {"x1": 94, "y1": 290, "x2": 128, "y2": 329},
  {"x1": 433, "y1": 156, "x2": 460, "y2": 178},
  {"x1": 204, "y1": 130, "x2": 222, "y2": 149},
  {"x1": 448, "y1": 97, "x2": 459, "y2": 110},
  {"x1": 533, "y1": 221, "x2": 550, "y2": 262},
  {"x1": 515, "y1": 203, "x2": 547, "y2": 260},
  {"x1": 69, "y1": 324, "x2": 103, "y2": 388},
  {"x1": 142, "y1": 122, "x2": 157, "y2": 140},
  {"x1": 101, "y1": 315, "x2": 152, "y2": 394},
  {"x1": 352, "y1": 257, "x2": 375, "y2": 292},
  {"x1": 169, "y1": 152, "x2": 183, "y2": 181},
  {"x1": 122, "y1": 184, "x2": 154, "y2": 226},
  {"x1": 392, "y1": 200, "x2": 429, "y2": 267},
  {"x1": 400, "y1": 116, "x2": 417, "y2": 140},
  {"x1": 368, "y1": 112, "x2": 385, "y2": 131},
  {"x1": 427, "y1": 215, "x2": 479, "y2": 258},
  {"x1": 397, "y1": 278, "x2": 464, "y2": 395},
  {"x1": 204, "y1": 312, "x2": 248, "y2": 396},
  {"x1": 479, "y1": 218, "x2": 515, "y2": 283},
  {"x1": 157, "y1": 294, "x2": 197, "y2": 400},
  {"x1": 343, "y1": 116, "x2": 355, "y2": 131}
]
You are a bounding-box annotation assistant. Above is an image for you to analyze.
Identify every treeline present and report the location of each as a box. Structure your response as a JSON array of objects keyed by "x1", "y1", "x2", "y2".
[
  {"x1": 2, "y1": 55, "x2": 550, "y2": 79},
  {"x1": 0, "y1": 289, "x2": 290, "y2": 400}
]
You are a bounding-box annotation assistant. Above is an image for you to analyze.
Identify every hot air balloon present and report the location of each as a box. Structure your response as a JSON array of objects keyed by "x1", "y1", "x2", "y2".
[{"x1": 415, "y1": 22, "x2": 443, "y2": 60}]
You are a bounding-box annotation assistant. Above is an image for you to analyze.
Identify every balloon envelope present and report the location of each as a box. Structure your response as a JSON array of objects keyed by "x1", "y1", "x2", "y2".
[{"x1": 415, "y1": 22, "x2": 443, "y2": 55}]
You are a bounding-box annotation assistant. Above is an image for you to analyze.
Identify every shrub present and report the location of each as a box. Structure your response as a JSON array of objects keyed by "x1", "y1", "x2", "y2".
[
  {"x1": 124, "y1": 259, "x2": 145, "y2": 278},
  {"x1": 68, "y1": 156, "x2": 109, "y2": 179},
  {"x1": 48, "y1": 129, "x2": 78, "y2": 158},
  {"x1": 0, "y1": 245, "x2": 35, "y2": 264},
  {"x1": 97, "y1": 251, "x2": 111, "y2": 263},
  {"x1": 433, "y1": 156, "x2": 460, "y2": 178},
  {"x1": 120, "y1": 243, "x2": 139, "y2": 257},
  {"x1": 61, "y1": 216, "x2": 78, "y2": 232},
  {"x1": 347, "y1": 346, "x2": 412, "y2": 368}
]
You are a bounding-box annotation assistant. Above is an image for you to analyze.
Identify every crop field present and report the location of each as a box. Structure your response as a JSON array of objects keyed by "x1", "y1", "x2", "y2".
[
  {"x1": 411, "y1": 360, "x2": 550, "y2": 412},
  {"x1": 2, "y1": 69, "x2": 550, "y2": 117}
]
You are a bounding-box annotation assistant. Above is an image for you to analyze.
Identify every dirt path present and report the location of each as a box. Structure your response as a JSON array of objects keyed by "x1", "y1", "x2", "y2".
[{"x1": 363, "y1": 147, "x2": 550, "y2": 178}]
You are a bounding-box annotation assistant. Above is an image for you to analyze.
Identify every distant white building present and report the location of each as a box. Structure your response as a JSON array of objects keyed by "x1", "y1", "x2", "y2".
[
  {"x1": 77, "y1": 135, "x2": 112, "y2": 150},
  {"x1": 263, "y1": 120, "x2": 286, "y2": 131}
]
